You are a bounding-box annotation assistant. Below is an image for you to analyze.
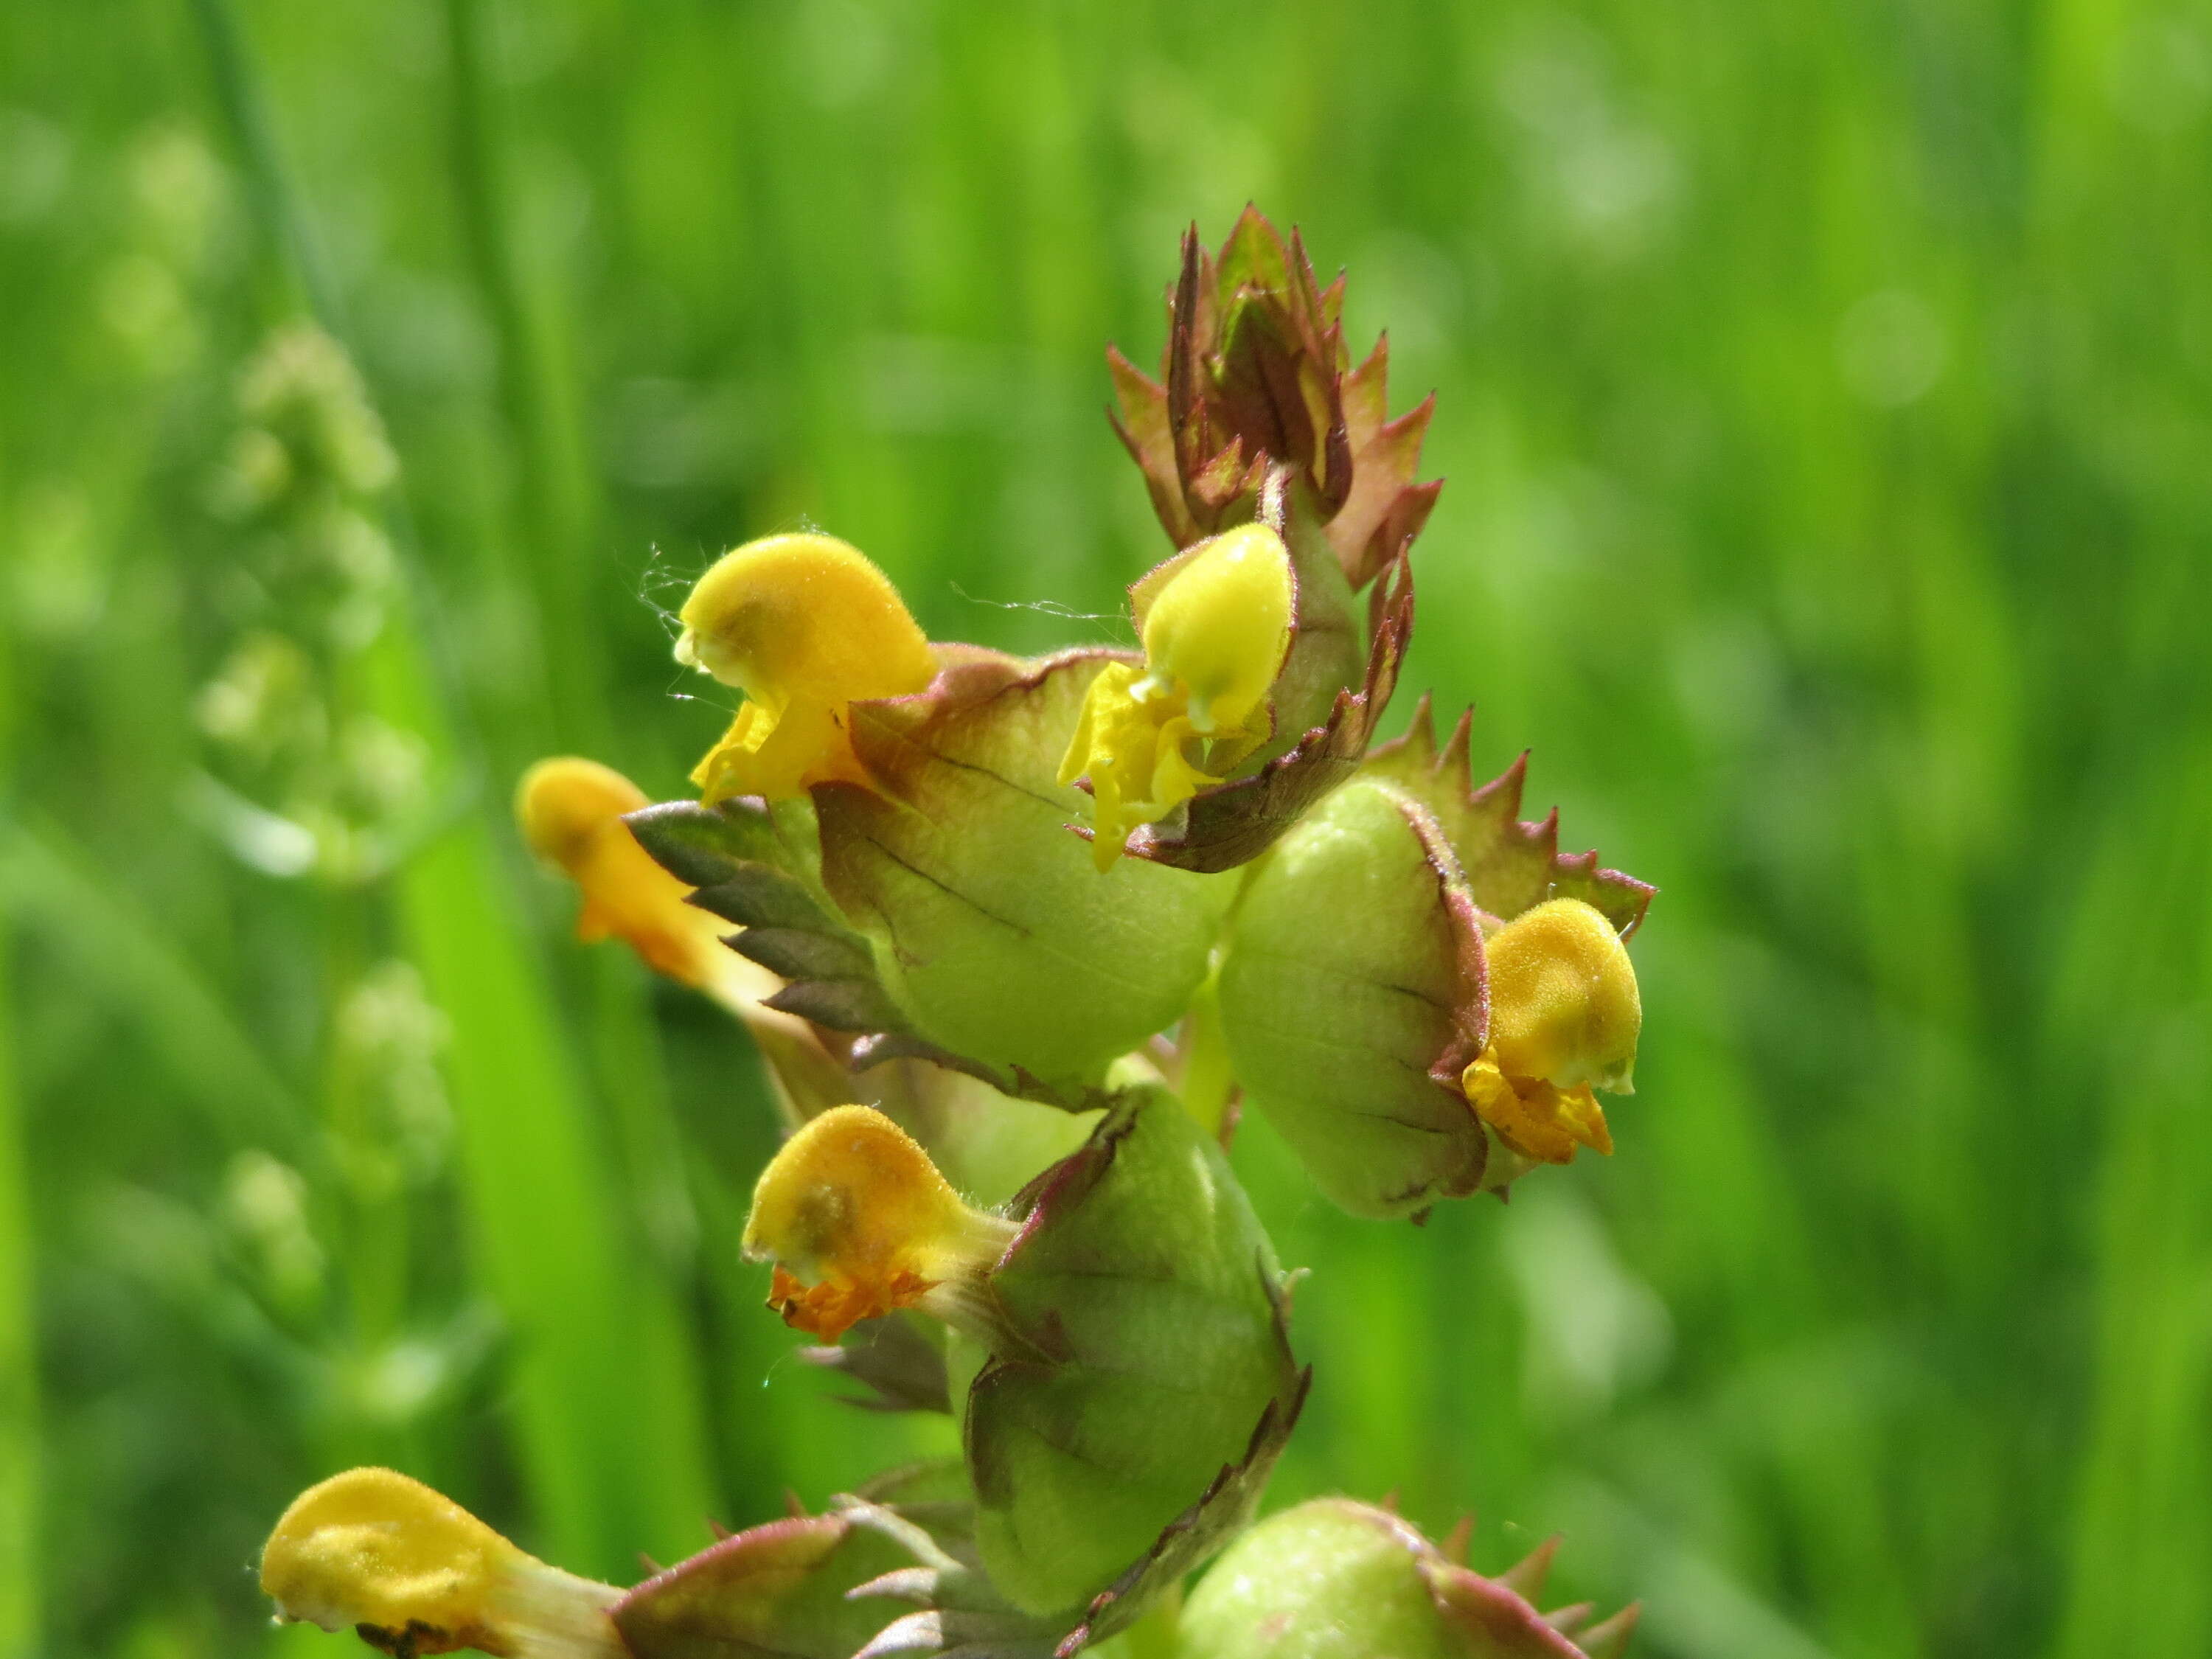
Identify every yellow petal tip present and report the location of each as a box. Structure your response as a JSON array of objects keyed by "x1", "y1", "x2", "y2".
[
  {"x1": 260, "y1": 1468, "x2": 515, "y2": 1648},
  {"x1": 516, "y1": 756, "x2": 724, "y2": 987}
]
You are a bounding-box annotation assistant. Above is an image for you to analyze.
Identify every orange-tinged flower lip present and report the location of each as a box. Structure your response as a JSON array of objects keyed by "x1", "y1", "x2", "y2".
[
  {"x1": 767, "y1": 1262, "x2": 939, "y2": 1343},
  {"x1": 745, "y1": 1106, "x2": 1018, "y2": 1346},
  {"x1": 1463, "y1": 1052, "x2": 1613, "y2": 1166}
]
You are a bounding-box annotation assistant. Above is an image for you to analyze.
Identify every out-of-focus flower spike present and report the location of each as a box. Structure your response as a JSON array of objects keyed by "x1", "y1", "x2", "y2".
[
  {"x1": 260, "y1": 1468, "x2": 622, "y2": 1659},
  {"x1": 675, "y1": 534, "x2": 936, "y2": 804},
  {"x1": 743, "y1": 1105, "x2": 1018, "y2": 1346}
]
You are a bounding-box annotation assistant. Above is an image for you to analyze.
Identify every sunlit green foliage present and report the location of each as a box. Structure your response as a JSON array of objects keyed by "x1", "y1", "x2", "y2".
[{"x1": 2, "y1": 0, "x2": 2208, "y2": 1655}]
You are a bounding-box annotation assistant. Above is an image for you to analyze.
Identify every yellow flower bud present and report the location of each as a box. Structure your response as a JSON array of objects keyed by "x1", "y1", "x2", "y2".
[
  {"x1": 1059, "y1": 524, "x2": 1295, "y2": 869},
  {"x1": 743, "y1": 1105, "x2": 1016, "y2": 1343},
  {"x1": 1460, "y1": 899, "x2": 1642, "y2": 1166},
  {"x1": 517, "y1": 757, "x2": 728, "y2": 987},
  {"x1": 1486, "y1": 897, "x2": 1642, "y2": 1093},
  {"x1": 674, "y1": 534, "x2": 936, "y2": 803},
  {"x1": 1136, "y1": 522, "x2": 1298, "y2": 737},
  {"x1": 260, "y1": 1467, "x2": 621, "y2": 1658}
]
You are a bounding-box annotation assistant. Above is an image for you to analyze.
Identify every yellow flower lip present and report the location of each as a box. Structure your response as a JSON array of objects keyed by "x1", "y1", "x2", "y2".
[
  {"x1": 674, "y1": 533, "x2": 936, "y2": 803},
  {"x1": 1461, "y1": 898, "x2": 1642, "y2": 1166},
  {"x1": 259, "y1": 1467, "x2": 620, "y2": 1658},
  {"x1": 1463, "y1": 1056, "x2": 1614, "y2": 1166},
  {"x1": 744, "y1": 1105, "x2": 1015, "y2": 1343},
  {"x1": 515, "y1": 756, "x2": 726, "y2": 988},
  {"x1": 1059, "y1": 523, "x2": 1296, "y2": 869}
]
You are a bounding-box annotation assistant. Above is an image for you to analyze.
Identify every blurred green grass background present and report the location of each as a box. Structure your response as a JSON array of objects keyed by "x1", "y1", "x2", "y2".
[{"x1": 4, "y1": 0, "x2": 2209, "y2": 1655}]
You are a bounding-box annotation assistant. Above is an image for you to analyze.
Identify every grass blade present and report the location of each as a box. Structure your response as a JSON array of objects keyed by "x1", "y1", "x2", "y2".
[
  {"x1": 0, "y1": 947, "x2": 35, "y2": 1659},
  {"x1": 0, "y1": 820, "x2": 303, "y2": 1153}
]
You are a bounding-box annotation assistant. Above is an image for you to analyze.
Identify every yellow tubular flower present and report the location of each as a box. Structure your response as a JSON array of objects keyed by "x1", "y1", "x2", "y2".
[
  {"x1": 260, "y1": 1467, "x2": 622, "y2": 1659},
  {"x1": 1461, "y1": 898, "x2": 1642, "y2": 1166},
  {"x1": 517, "y1": 757, "x2": 728, "y2": 987},
  {"x1": 1059, "y1": 524, "x2": 1295, "y2": 870},
  {"x1": 517, "y1": 755, "x2": 848, "y2": 1129},
  {"x1": 744, "y1": 1105, "x2": 1018, "y2": 1343},
  {"x1": 674, "y1": 533, "x2": 937, "y2": 804}
]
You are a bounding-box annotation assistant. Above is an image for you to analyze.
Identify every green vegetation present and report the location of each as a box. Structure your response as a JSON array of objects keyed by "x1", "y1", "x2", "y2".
[{"x1": 1, "y1": 0, "x2": 2206, "y2": 1654}]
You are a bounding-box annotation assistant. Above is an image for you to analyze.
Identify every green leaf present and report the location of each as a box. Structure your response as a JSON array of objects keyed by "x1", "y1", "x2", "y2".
[
  {"x1": 625, "y1": 797, "x2": 914, "y2": 1037},
  {"x1": 0, "y1": 820, "x2": 303, "y2": 1152}
]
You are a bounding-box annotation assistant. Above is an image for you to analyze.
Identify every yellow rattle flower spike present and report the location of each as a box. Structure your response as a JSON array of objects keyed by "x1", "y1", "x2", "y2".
[
  {"x1": 744, "y1": 1104, "x2": 1020, "y2": 1344},
  {"x1": 674, "y1": 532, "x2": 937, "y2": 804},
  {"x1": 1461, "y1": 897, "x2": 1642, "y2": 1166},
  {"x1": 1059, "y1": 521, "x2": 1296, "y2": 870},
  {"x1": 260, "y1": 1467, "x2": 623, "y2": 1658}
]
